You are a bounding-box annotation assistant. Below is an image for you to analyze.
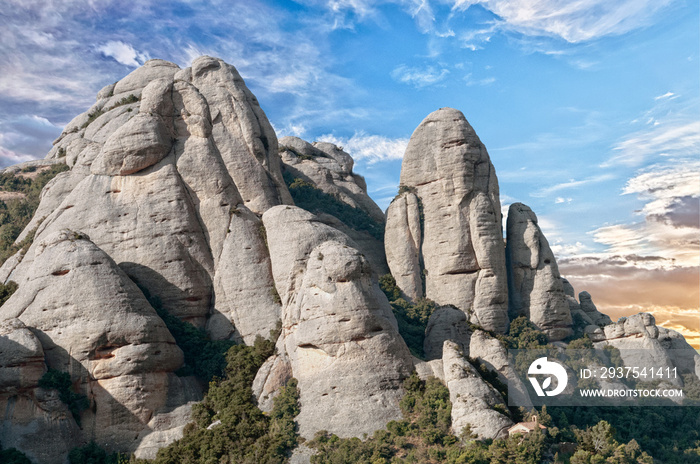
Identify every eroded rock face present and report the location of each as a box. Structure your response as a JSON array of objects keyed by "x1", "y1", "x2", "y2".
[
  {"x1": 505, "y1": 203, "x2": 572, "y2": 340},
  {"x1": 468, "y1": 329, "x2": 532, "y2": 409},
  {"x1": 442, "y1": 341, "x2": 513, "y2": 440},
  {"x1": 11, "y1": 56, "x2": 287, "y2": 341},
  {"x1": 423, "y1": 305, "x2": 471, "y2": 361},
  {"x1": 384, "y1": 192, "x2": 423, "y2": 301},
  {"x1": 1, "y1": 230, "x2": 185, "y2": 456},
  {"x1": 257, "y1": 206, "x2": 414, "y2": 439},
  {"x1": 280, "y1": 136, "x2": 388, "y2": 275},
  {"x1": 595, "y1": 313, "x2": 700, "y2": 385},
  {"x1": 385, "y1": 108, "x2": 508, "y2": 333},
  {"x1": 578, "y1": 291, "x2": 612, "y2": 327}
]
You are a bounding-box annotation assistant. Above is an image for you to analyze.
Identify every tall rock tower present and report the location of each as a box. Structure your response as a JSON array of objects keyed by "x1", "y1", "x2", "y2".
[{"x1": 385, "y1": 108, "x2": 509, "y2": 333}]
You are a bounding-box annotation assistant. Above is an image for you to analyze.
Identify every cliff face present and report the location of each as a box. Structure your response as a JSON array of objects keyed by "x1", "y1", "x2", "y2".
[
  {"x1": 0, "y1": 57, "x2": 697, "y2": 463},
  {"x1": 385, "y1": 108, "x2": 509, "y2": 334}
]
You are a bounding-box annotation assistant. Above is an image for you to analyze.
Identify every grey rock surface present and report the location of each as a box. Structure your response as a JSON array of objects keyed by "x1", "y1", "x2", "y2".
[
  {"x1": 468, "y1": 329, "x2": 532, "y2": 408},
  {"x1": 280, "y1": 136, "x2": 388, "y2": 274},
  {"x1": 595, "y1": 313, "x2": 699, "y2": 384},
  {"x1": 443, "y1": 341, "x2": 513, "y2": 440},
  {"x1": 506, "y1": 203, "x2": 572, "y2": 340},
  {"x1": 1, "y1": 230, "x2": 185, "y2": 455},
  {"x1": 385, "y1": 108, "x2": 508, "y2": 333},
  {"x1": 423, "y1": 305, "x2": 471, "y2": 361},
  {"x1": 579, "y1": 291, "x2": 613, "y2": 326},
  {"x1": 384, "y1": 192, "x2": 423, "y2": 301},
  {"x1": 261, "y1": 205, "x2": 414, "y2": 439}
]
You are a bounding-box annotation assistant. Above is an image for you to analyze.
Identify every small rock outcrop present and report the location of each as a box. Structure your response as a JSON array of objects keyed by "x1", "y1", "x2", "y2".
[
  {"x1": 442, "y1": 341, "x2": 513, "y2": 440},
  {"x1": 385, "y1": 108, "x2": 508, "y2": 333},
  {"x1": 595, "y1": 313, "x2": 700, "y2": 384},
  {"x1": 255, "y1": 206, "x2": 413, "y2": 439},
  {"x1": 468, "y1": 329, "x2": 532, "y2": 409},
  {"x1": 505, "y1": 203, "x2": 573, "y2": 340},
  {"x1": 423, "y1": 305, "x2": 471, "y2": 361}
]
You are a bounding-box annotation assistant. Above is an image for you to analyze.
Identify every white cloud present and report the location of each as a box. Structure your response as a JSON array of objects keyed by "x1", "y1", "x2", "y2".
[
  {"x1": 390, "y1": 64, "x2": 450, "y2": 87},
  {"x1": 317, "y1": 131, "x2": 409, "y2": 163},
  {"x1": 0, "y1": 115, "x2": 61, "y2": 166},
  {"x1": 654, "y1": 91, "x2": 676, "y2": 100},
  {"x1": 532, "y1": 173, "x2": 616, "y2": 197},
  {"x1": 97, "y1": 41, "x2": 149, "y2": 67},
  {"x1": 450, "y1": 0, "x2": 674, "y2": 43},
  {"x1": 605, "y1": 120, "x2": 700, "y2": 167}
]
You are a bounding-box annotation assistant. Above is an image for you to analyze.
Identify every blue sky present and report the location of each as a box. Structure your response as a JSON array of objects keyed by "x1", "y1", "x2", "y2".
[{"x1": 0, "y1": 0, "x2": 698, "y2": 345}]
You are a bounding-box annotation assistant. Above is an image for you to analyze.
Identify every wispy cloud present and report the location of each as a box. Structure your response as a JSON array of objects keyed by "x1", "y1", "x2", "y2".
[
  {"x1": 532, "y1": 174, "x2": 616, "y2": 197},
  {"x1": 97, "y1": 41, "x2": 150, "y2": 67},
  {"x1": 450, "y1": 0, "x2": 674, "y2": 43},
  {"x1": 0, "y1": 115, "x2": 62, "y2": 167},
  {"x1": 605, "y1": 120, "x2": 700, "y2": 167},
  {"x1": 603, "y1": 94, "x2": 700, "y2": 167},
  {"x1": 391, "y1": 64, "x2": 450, "y2": 87},
  {"x1": 317, "y1": 131, "x2": 409, "y2": 163},
  {"x1": 654, "y1": 91, "x2": 677, "y2": 101}
]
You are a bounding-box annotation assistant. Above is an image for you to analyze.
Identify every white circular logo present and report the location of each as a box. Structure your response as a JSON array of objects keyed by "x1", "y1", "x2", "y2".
[{"x1": 527, "y1": 357, "x2": 568, "y2": 397}]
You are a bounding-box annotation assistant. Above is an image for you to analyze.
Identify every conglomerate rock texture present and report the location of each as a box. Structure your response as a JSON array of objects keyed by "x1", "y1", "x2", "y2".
[{"x1": 385, "y1": 108, "x2": 509, "y2": 334}]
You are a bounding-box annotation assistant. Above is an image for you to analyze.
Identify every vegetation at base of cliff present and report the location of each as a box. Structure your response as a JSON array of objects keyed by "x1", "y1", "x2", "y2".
[
  {"x1": 308, "y1": 373, "x2": 549, "y2": 464},
  {"x1": 139, "y1": 288, "x2": 235, "y2": 384},
  {"x1": 282, "y1": 170, "x2": 384, "y2": 240},
  {"x1": 68, "y1": 442, "x2": 129, "y2": 464},
  {"x1": 551, "y1": 406, "x2": 700, "y2": 464},
  {"x1": 308, "y1": 374, "x2": 660, "y2": 464},
  {"x1": 0, "y1": 444, "x2": 32, "y2": 464},
  {"x1": 38, "y1": 369, "x2": 89, "y2": 426},
  {"x1": 379, "y1": 274, "x2": 436, "y2": 359},
  {"x1": 150, "y1": 336, "x2": 300, "y2": 464},
  {"x1": 0, "y1": 163, "x2": 70, "y2": 265}
]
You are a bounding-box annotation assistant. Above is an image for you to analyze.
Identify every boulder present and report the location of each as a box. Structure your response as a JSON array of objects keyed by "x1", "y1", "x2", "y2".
[
  {"x1": 385, "y1": 108, "x2": 508, "y2": 333},
  {"x1": 505, "y1": 203, "x2": 572, "y2": 340}
]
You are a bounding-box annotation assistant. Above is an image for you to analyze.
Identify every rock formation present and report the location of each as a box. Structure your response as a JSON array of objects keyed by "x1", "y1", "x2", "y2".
[
  {"x1": 385, "y1": 108, "x2": 509, "y2": 334},
  {"x1": 594, "y1": 313, "x2": 700, "y2": 385},
  {"x1": 279, "y1": 136, "x2": 388, "y2": 274},
  {"x1": 0, "y1": 55, "x2": 697, "y2": 462},
  {"x1": 505, "y1": 203, "x2": 573, "y2": 340},
  {"x1": 254, "y1": 206, "x2": 414, "y2": 439},
  {"x1": 0, "y1": 230, "x2": 198, "y2": 462},
  {"x1": 442, "y1": 341, "x2": 513, "y2": 440},
  {"x1": 423, "y1": 305, "x2": 471, "y2": 361}
]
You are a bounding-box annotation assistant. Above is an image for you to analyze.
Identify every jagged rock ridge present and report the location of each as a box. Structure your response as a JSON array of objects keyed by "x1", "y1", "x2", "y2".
[{"x1": 0, "y1": 56, "x2": 697, "y2": 463}]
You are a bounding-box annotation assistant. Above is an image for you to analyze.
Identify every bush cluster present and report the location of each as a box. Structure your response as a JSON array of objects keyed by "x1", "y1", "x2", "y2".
[
  {"x1": 378, "y1": 274, "x2": 436, "y2": 359},
  {"x1": 38, "y1": 369, "x2": 89, "y2": 425},
  {"x1": 151, "y1": 337, "x2": 300, "y2": 464},
  {"x1": 139, "y1": 289, "x2": 235, "y2": 383},
  {"x1": 0, "y1": 164, "x2": 70, "y2": 265},
  {"x1": 283, "y1": 171, "x2": 384, "y2": 240}
]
